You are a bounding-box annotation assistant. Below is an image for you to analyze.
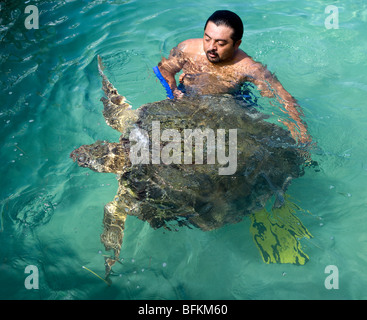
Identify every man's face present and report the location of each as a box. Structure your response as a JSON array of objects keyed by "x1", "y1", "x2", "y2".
[{"x1": 203, "y1": 21, "x2": 241, "y2": 63}]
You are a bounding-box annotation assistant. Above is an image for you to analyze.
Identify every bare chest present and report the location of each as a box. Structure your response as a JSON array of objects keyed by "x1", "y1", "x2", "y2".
[{"x1": 182, "y1": 55, "x2": 245, "y2": 83}]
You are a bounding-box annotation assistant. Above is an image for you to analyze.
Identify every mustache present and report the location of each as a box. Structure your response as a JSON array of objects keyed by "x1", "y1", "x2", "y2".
[{"x1": 207, "y1": 50, "x2": 218, "y2": 56}]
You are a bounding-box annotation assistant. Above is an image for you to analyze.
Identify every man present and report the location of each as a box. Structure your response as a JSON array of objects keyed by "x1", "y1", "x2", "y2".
[{"x1": 157, "y1": 10, "x2": 311, "y2": 144}]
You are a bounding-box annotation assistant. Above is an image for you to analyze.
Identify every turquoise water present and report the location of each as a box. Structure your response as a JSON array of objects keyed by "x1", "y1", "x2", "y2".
[{"x1": 1, "y1": 0, "x2": 367, "y2": 300}]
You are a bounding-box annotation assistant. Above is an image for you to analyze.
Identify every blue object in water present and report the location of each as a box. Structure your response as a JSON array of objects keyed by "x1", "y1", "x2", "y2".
[{"x1": 153, "y1": 66, "x2": 174, "y2": 99}]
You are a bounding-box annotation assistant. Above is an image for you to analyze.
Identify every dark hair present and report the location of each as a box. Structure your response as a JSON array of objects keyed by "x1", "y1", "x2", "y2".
[{"x1": 204, "y1": 10, "x2": 243, "y2": 43}]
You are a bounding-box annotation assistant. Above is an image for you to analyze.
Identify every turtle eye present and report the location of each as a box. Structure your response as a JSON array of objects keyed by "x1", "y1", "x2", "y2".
[{"x1": 78, "y1": 155, "x2": 86, "y2": 164}]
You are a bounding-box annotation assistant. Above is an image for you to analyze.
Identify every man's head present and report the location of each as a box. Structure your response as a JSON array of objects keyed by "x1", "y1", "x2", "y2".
[{"x1": 203, "y1": 10, "x2": 243, "y2": 63}]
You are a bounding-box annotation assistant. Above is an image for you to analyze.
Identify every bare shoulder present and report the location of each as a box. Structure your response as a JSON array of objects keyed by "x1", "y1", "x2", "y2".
[
  {"x1": 236, "y1": 50, "x2": 266, "y2": 74},
  {"x1": 177, "y1": 38, "x2": 202, "y2": 54},
  {"x1": 236, "y1": 50, "x2": 255, "y2": 67}
]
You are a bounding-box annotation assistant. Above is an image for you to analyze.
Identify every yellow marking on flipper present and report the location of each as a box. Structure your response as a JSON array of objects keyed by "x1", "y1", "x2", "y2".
[
  {"x1": 249, "y1": 195, "x2": 312, "y2": 265},
  {"x1": 82, "y1": 266, "x2": 111, "y2": 286}
]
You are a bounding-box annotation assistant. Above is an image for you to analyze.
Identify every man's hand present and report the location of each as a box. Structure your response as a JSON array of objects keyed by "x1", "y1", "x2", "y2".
[
  {"x1": 173, "y1": 88, "x2": 184, "y2": 99},
  {"x1": 179, "y1": 73, "x2": 186, "y2": 83},
  {"x1": 278, "y1": 117, "x2": 314, "y2": 165},
  {"x1": 278, "y1": 118, "x2": 311, "y2": 145}
]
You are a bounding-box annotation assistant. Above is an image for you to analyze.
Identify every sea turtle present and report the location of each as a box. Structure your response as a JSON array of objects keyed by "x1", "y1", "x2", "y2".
[{"x1": 70, "y1": 56, "x2": 310, "y2": 278}]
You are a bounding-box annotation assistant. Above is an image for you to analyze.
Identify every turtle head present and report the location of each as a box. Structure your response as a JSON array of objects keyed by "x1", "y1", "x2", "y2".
[
  {"x1": 70, "y1": 144, "x2": 100, "y2": 171},
  {"x1": 70, "y1": 141, "x2": 128, "y2": 173}
]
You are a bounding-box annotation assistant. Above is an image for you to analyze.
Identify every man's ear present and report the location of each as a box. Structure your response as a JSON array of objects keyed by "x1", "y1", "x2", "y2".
[{"x1": 234, "y1": 39, "x2": 242, "y2": 49}]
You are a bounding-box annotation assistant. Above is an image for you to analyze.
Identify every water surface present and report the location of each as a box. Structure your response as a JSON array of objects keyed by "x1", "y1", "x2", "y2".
[{"x1": 1, "y1": 0, "x2": 367, "y2": 300}]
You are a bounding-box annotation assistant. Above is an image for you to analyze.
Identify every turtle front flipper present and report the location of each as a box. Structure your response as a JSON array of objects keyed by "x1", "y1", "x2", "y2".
[
  {"x1": 70, "y1": 140, "x2": 130, "y2": 173},
  {"x1": 98, "y1": 55, "x2": 138, "y2": 137},
  {"x1": 100, "y1": 200, "x2": 127, "y2": 278}
]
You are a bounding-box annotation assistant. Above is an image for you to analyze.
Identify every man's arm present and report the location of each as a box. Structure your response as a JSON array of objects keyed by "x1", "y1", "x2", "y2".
[
  {"x1": 249, "y1": 62, "x2": 311, "y2": 144},
  {"x1": 157, "y1": 42, "x2": 187, "y2": 98}
]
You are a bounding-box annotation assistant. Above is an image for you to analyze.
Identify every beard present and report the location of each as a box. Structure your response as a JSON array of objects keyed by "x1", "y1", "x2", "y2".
[{"x1": 206, "y1": 50, "x2": 221, "y2": 63}]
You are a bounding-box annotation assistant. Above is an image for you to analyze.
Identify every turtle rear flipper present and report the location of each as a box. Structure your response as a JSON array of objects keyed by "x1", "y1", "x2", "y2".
[{"x1": 249, "y1": 195, "x2": 312, "y2": 265}]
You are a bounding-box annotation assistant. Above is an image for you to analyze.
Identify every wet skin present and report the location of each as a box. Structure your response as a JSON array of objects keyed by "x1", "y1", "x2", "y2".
[{"x1": 158, "y1": 21, "x2": 311, "y2": 144}]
